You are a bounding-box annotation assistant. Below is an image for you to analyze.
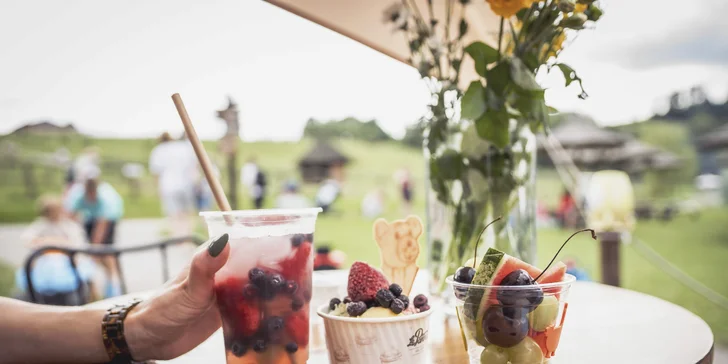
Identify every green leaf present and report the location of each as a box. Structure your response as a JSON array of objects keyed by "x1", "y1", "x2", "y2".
[
  {"x1": 555, "y1": 63, "x2": 589, "y2": 99},
  {"x1": 513, "y1": 92, "x2": 548, "y2": 126},
  {"x1": 475, "y1": 109, "x2": 509, "y2": 149},
  {"x1": 434, "y1": 149, "x2": 464, "y2": 180},
  {"x1": 465, "y1": 42, "x2": 500, "y2": 77},
  {"x1": 510, "y1": 58, "x2": 542, "y2": 93},
  {"x1": 461, "y1": 81, "x2": 486, "y2": 120},
  {"x1": 486, "y1": 61, "x2": 511, "y2": 96},
  {"x1": 547, "y1": 106, "x2": 559, "y2": 114}
]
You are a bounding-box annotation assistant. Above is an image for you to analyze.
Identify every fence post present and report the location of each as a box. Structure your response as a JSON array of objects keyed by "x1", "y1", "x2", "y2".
[
  {"x1": 598, "y1": 231, "x2": 621, "y2": 287},
  {"x1": 22, "y1": 162, "x2": 38, "y2": 199}
]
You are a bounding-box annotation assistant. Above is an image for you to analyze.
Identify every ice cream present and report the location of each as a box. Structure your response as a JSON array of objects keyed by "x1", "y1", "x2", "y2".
[{"x1": 324, "y1": 261, "x2": 430, "y2": 319}]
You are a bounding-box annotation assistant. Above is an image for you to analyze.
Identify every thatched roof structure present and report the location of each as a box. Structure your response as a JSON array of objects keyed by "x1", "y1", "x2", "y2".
[
  {"x1": 298, "y1": 141, "x2": 349, "y2": 183},
  {"x1": 696, "y1": 124, "x2": 728, "y2": 152}
]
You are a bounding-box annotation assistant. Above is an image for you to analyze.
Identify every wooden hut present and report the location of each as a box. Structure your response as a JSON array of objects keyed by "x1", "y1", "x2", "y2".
[{"x1": 298, "y1": 142, "x2": 349, "y2": 183}]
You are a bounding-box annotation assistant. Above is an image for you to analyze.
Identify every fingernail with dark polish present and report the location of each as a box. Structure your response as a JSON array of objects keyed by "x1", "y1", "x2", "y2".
[{"x1": 207, "y1": 233, "x2": 229, "y2": 257}]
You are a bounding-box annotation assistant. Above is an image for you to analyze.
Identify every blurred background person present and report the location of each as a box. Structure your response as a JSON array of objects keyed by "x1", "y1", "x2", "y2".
[
  {"x1": 195, "y1": 162, "x2": 220, "y2": 212},
  {"x1": 361, "y1": 188, "x2": 384, "y2": 218},
  {"x1": 395, "y1": 168, "x2": 413, "y2": 214},
  {"x1": 14, "y1": 195, "x2": 98, "y2": 305},
  {"x1": 149, "y1": 132, "x2": 198, "y2": 235},
  {"x1": 241, "y1": 157, "x2": 268, "y2": 209},
  {"x1": 64, "y1": 146, "x2": 100, "y2": 197},
  {"x1": 63, "y1": 165, "x2": 124, "y2": 298},
  {"x1": 315, "y1": 178, "x2": 341, "y2": 214},
  {"x1": 275, "y1": 179, "x2": 311, "y2": 209}
]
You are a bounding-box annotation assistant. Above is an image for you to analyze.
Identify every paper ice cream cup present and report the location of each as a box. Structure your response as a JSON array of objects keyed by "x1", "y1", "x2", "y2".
[{"x1": 317, "y1": 304, "x2": 433, "y2": 364}]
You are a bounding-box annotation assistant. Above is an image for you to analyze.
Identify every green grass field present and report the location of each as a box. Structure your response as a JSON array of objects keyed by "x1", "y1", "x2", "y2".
[{"x1": 1, "y1": 134, "x2": 726, "y2": 344}]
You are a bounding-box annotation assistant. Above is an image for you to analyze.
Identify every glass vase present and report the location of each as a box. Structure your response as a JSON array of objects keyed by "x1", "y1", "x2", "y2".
[{"x1": 424, "y1": 120, "x2": 537, "y2": 296}]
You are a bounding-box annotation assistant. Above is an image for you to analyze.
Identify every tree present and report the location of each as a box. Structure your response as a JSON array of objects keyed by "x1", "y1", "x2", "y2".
[
  {"x1": 401, "y1": 121, "x2": 426, "y2": 148},
  {"x1": 637, "y1": 122, "x2": 698, "y2": 199}
]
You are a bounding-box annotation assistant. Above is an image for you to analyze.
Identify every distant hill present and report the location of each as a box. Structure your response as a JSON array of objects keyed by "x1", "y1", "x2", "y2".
[
  {"x1": 9, "y1": 121, "x2": 79, "y2": 136},
  {"x1": 303, "y1": 117, "x2": 392, "y2": 142}
]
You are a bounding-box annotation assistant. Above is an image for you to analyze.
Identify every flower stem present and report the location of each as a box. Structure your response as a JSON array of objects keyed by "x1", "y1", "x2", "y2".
[{"x1": 497, "y1": 17, "x2": 505, "y2": 61}]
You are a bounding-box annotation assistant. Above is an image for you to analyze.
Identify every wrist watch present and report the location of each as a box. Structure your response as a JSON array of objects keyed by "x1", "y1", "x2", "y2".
[{"x1": 101, "y1": 298, "x2": 143, "y2": 364}]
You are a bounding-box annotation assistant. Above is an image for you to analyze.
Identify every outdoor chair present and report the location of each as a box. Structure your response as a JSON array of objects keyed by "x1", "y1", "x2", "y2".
[{"x1": 22, "y1": 235, "x2": 204, "y2": 306}]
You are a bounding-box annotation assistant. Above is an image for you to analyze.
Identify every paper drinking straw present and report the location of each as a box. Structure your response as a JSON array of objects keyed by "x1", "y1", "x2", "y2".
[{"x1": 171, "y1": 93, "x2": 232, "y2": 212}]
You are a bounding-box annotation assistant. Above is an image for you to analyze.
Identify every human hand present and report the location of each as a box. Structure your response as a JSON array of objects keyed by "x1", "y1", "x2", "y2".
[{"x1": 125, "y1": 234, "x2": 230, "y2": 361}]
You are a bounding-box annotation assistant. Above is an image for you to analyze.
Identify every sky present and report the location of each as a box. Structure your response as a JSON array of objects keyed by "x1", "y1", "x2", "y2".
[{"x1": 1, "y1": 0, "x2": 727, "y2": 141}]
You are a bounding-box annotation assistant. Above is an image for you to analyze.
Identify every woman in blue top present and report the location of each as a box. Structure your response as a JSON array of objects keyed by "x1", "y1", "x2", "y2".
[
  {"x1": 64, "y1": 165, "x2": 124, "y2": 296},
  {"x1": 64, "y1": 166, "x2": 123, "y2": 246}
]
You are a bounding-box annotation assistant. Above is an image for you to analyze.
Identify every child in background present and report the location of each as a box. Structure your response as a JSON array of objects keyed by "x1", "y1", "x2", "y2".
[{"x1": 15, "y1": 195, "x2": 98, "y2": 305}]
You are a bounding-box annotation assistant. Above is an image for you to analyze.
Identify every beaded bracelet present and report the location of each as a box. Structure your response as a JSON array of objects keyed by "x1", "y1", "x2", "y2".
[{"x1": 101, "y1": 298, "x2": 143, "y2": 364}]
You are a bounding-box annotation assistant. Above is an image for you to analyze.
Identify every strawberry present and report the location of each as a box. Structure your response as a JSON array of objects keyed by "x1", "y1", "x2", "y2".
[
  {"x1": 234, "y1": 300, "x2": 261, "y2": 337},
  {"x1": 285, "y1": 310, "x2": 309, "y2": 346},
  {"x1": 347, "y1": 261, "x2": 390, "y2": 302},
  {"x1": 280, "y1": 242, "x2": 312, "y2": 282}
]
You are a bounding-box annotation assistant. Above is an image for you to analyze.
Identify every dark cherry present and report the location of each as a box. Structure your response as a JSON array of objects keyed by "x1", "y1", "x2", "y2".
[
  {"x1": 454, "y1": 266, "x2": 476, "y2": 284},
  {"x1": 482, "y1": 306, "x2": 528, "y2": 348},
  {"x1": 496, "y1": 269, "x2": 543, "y2": 310}
]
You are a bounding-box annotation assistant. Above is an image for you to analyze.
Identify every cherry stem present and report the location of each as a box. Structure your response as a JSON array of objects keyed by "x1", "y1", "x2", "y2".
[
  {"x1": 473, "y1": 216, "x2": 503, "y2": 269},
  {"x1": 534, "y1": 228, "x2": 597, "y2": 281}
]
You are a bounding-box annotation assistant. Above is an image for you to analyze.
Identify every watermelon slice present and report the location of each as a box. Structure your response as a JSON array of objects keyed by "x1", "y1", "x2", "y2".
[{"x1": 465, "y1": 248, "x2": 554, "y2": 346}]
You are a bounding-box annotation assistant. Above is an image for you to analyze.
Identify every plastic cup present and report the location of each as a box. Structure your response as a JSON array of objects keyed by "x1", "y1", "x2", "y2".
[
  {"x1": 447, "y1": 274, "x2": 576, "y2": 364},
  {"x1": 317, "y1": 304, "x2": 433, "y2": 364},
  {"x1": 201, "y1": 208, "x2": 322, "y2": 364}
]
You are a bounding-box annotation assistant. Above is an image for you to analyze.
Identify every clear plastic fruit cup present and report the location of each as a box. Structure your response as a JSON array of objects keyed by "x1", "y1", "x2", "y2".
[
  {"x1": 446, "y1": 274, "x2": 576, "y2": 364},
  {"x1": 201, "y1": 208, "x2": 322, "y2": 364}
]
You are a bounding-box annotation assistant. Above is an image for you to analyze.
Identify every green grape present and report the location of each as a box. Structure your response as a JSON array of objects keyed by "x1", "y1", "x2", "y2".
[
  {"x1": 529, "y1": 295, "x2": 559, "y2": 331},
  {"x1": 507, "y1": 337, "x2": 544, "y2": 364},
  {"x1": 480, "y1": 345, "x2": 509, "y2": 364}
]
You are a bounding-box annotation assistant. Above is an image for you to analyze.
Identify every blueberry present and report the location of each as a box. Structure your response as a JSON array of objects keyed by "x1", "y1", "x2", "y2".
[
  {"x1": 454, "y1": 266, "x2": 476, "y2": 284},
  {"x1": 398, "y1": 295, "x2": 409, "y2": 309},
  {"x1": 285, "y1": 281, "x2": 299, "y2": 295},
  {"x1": 347, "y1": 301, "x2": 367, "y2": 317},
  {"x1": 388, "y1": 284, "x2": 403, "y2": 297},
  {"x1": 390, "y1": 298, "x2": 405, "y2": 314},
  {"x1": 242, "y1": 284, "x2": 258, "y2": 299},
  {"x1": 343, "y1": 296, "x2": 351, "y2": 304},
  {"x1": 413, "y1": 294, "x2": 428, "y2": 309},
  {"x1": 305, "y1": 233, "x2": 314, "y2": 243},
  {"x1": 266, "y1": 316, "x2": 284, "y2": 333},
  {"x1": 260, "y1": 274, "x2": 284, "y2": 301},
  {"x1": 375, "y1": 288, "x2": 395, "y2": 308},
  {"x1": 230, "y1": 341, "x2": 247, "y2": 357},
  {"x1": 285, "y1": 342, "x2": 299, "y2": 353},
  {"x1": 329, "y1": 298, "x2": 342, "y2": 311},
  {"x1": 253, "y1": 339, "x2": 267, "y2": 353},
  {"x1": 419, "y1": 304, "x2": 430, "y2": 312},
  {"x1": 292, "y1": 298, "x2": 304, "y2": 311},
  {"x1": 367, "y1": 299, "x2": 380, "y2": 308},
  {"x1": 290, "y1": 234, "x2": 306, "y2": 247},
  {"x1": 248, "y1": 267, "x2": 267, "y2": 286}
]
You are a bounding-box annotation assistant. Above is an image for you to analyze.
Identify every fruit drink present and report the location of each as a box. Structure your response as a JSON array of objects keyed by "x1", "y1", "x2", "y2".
[{"x1": 201, "y1": 209, "x2": 321, "y2": 364}]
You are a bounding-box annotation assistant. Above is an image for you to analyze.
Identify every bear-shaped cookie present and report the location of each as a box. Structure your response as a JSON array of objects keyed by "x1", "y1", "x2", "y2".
[{"x1": 373, "y1": 216, "x2": 423, "y2": 295}]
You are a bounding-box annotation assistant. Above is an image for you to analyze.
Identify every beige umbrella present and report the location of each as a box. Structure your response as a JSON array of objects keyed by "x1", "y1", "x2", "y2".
[{"x1": 264, "y1": 0, "x2": 502, "y2": 87}]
